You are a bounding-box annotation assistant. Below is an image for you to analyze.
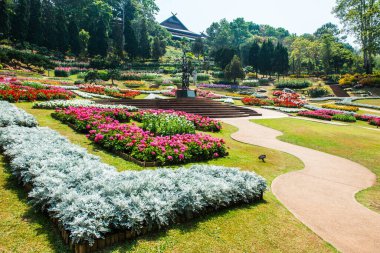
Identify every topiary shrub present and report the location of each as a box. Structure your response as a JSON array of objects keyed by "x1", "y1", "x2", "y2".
[
  {"x1": 332, "y1": 114, "x2": 357, "y2": 122},
  {"x1": 308, "y1": 87, "x2": 329, "y2": 98}
]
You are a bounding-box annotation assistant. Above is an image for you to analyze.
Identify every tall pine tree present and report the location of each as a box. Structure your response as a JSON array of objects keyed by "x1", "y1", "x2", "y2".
[
  {"x1": 123, "y1": 0, "x2": 138, "y2": 59},
  {"x1": 12, "y1": 0, "x2": 29, "y2": 42},
  {"x1": 0, "y1": 0, "x2": 10, "y2": 37},
  {"x1": 248, "y1": 41, "x2": 260, "y2": 78},
  {"x1": 41, "y1": 0, "x2": 56, "y2": 50},
  {"x1": 68, "y1": 19, "x2": 80, "y2": 56},
  {"x1": 55, "y1": 8, "x2": 69, "y2": 53},
  {"x1": 27, "y1": 0, "x2": 42, "y2": 45},
  {"x1": 138, "y1": 18, "x2": 151, "y2": 59}
]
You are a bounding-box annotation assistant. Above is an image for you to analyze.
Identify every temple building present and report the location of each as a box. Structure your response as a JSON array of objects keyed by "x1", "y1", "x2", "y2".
[{"x1": 160, "y1": 14, "x2": 204, "y2": 40}]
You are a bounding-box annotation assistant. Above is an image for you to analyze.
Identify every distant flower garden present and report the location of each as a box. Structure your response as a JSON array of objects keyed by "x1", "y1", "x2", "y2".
[{"x1": 79, "y1": 84, "x2": 140, "y2": 99}]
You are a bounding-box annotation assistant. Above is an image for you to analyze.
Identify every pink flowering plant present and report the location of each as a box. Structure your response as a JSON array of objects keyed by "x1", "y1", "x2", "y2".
[{"x1": 53, "y1": 107, "x2": 227, "y2": 165}]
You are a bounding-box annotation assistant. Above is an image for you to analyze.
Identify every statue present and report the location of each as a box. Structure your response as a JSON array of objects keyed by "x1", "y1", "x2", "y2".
[{"x1": 176, "y1": 43, "x2": 197, "y2": 98}]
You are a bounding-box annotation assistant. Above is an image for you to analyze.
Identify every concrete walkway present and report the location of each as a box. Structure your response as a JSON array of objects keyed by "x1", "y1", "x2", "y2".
[{"x1": 221, "y1": 116, "x2": 380, "y2": 253}]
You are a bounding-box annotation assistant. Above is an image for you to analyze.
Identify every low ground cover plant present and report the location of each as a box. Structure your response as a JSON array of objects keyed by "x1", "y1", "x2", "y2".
[
  {"x1": 33, "y1": 100, "x2": 138, "y2": 111},
  {"x1": 0, "y1": 123, "x2": 266, "y2": 246},
  {"x1": 0, "y1": 101, "x2": 38, "y2": 127}
]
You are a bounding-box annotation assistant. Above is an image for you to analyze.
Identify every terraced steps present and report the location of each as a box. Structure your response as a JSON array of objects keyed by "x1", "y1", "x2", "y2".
[{"x1": 96, "y1": 98, "x2": 261, "y2": 118}]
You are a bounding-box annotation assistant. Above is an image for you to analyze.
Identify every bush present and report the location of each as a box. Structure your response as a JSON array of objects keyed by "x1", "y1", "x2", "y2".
[
  {"x1": 242, "y1": 80, "x2": 259, "y2": 87},
  {"x1": 97, "y1": 70, "x2": 110, "y2": 81},
  {"x1": 308, "y1": 87, "x2": 329, "y2": 98},
  {"x1": 141, "y1": 73, "x2": 161, "y2": 81},
  {"x1": 0, "y1": 47, "x2": 54, "y2": 69},
  {"x1": 359, "y1": 77, "x2": 380, "y2": 87},
  {"x1": 275, "y1": 79, "x2": 312, "y2": 89},
  {"x1": 212, "y1": 71, "x2": 224, "y2": 79},
  {"x1": 142, "y1": 113, "x2": 195, "y2": 136},
  {"x1": 258, "y1": 78, "x2": 270, "y2": 86},
  {"x1": 332, "y1": 114, "x2": 357, "y2": 122},
  {"x1": 54, "y1": 69, "x2": 69, "y2": 77},
  {"x1": 196, "y1": 73, "x2": 210, "y2": 81}
]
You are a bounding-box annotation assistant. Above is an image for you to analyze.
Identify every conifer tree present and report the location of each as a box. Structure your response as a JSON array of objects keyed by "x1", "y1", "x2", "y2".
[
  {"x1": 124, "y1": 0, "x2": 138, "y2": 59},
  {"x1": 138, "y1": 18, "x2": 151, "y2": 59},
  {"x1": 27, "y1": 0, "x2": 42, "y2": 45},
  {"x1": 225, "y1": 55, "x2": 245, "y2": 84},
  {"x1": 56, "y1": 8, "x2": 69, "y2": 53},
  {"x1": 12, "y1": 0, "x2": 29, "y2": 42},
  {"x1": 68, "y1": 19, "x2": 80, "y2": 56},
  {"x1": 152, "y1": 37, "x2": 166, "y2": 60},
  {"x1": 0, "y1": 0, "x2": 10, "y2": 37},
  {"x1": 248, "y1": 41, "x2": 260, "y2": 78}
]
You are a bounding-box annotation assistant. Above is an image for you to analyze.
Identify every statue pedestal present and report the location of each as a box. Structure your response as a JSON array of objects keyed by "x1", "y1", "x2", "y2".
[{"x1": 176, "y1": 89, "x2": 197, "y2": 98}]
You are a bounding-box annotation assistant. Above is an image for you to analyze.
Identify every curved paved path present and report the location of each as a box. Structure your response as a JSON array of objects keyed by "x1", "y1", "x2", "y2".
[{"x1": 221, "y1": 114, "x2": 380, "y2": 253}]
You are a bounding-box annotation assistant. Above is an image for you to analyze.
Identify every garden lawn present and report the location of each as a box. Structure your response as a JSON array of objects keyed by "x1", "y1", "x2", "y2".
[
  {"x1": 253, "y1": 117, "x2": 380, "y2": 213},
  {"x1": 0, "y1": 102, "x2": 336, "y2": 253},
  {"x1": 355, "y1": 99, "x2": 380, "y2": 107}
]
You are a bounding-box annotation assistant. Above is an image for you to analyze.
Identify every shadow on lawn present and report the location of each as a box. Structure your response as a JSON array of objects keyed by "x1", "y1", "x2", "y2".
[{"x1": 2, "y1": 158, "x2": 70, "y2": 253}]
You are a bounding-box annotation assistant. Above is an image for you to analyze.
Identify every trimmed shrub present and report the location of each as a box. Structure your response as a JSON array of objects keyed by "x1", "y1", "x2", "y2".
[
  {"x1": 308, "y1": 87, "x2": 329, "y2": 98},
  {"x1": 196, "y1": 73, "x2": 211, "y2": 81},
  {"x1": 275, "y1": 80, "x2": 312, "y2": 89},
  {"x1": 142, "y1": 113, "x2": 195, "y2": 136}
]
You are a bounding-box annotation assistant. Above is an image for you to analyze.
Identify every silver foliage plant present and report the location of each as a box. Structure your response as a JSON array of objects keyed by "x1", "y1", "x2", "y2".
[
  {"x1": 0, "y1": 113, "x2": 267, "y2": 245},
  {"x1": 0, "y1": 101, "x2": 38, "y2": 127},
  {"x1": 33, "y1": 100, "x2": 138, "y2": 111}
]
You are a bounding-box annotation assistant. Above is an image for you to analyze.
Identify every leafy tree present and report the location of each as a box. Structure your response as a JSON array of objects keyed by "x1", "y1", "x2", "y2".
[
  {"x1": 0, "y1": 0, "x2": 10, "y2": 37},
  {"x1": 79, "y1": 29, "x2": 90, "y2": 57},
  {"x1": 12, "y1": 0, "x2": 29, "y2": 42},
  {"x1": 213, "y1": 47, "x2": 236, "y2": 69},
  {"x1": 191, "y1": 37, "x2": 204, "y2": 60},
  {"x1": 138, "y1": 18, "x2": 151, "y2": 59},
  {"x1": 334, "y1": 0, "x2": 380, "y2": 74},
  {"x1": 314, "y1": 23, "x2": 340, "y2": 38},
  {"x1": 27, "y1": 0, "x2": 42, "y2": 45},
  {"x1": 68, "y1": 19, "x2": 80, "y2": 56},
  {"x1": 152, "y1": 36, "x2": 166, "y2": 60},
  {"x1": 225, "y1": 55, "x2": 245, "y2": 84},
  {"x1": 248, "y1": 41, "x2": 260, "y2": 78}
]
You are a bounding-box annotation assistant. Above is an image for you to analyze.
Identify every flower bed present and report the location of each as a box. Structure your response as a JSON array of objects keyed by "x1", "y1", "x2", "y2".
[
  {"x1": 0, "y1": 124, "x2": 266, "y2": 250},
  {"x1": 0, "y1": 84, "x2": 75, "y2": 102},
  {"x1": 297, "y1": 111, "x2": 332, "y2": 121},
  {"x1": 33, "y1": 100, "x2": 138, "y2": 111},
  {"x1": 72, "y1": 90, "x2": 113, "y2": 99},
  {"x1": 261, "y1": 106, "x2": 307, "y2": 113},
  {"x1": 53, "y1": 108, "x2": 226, "y2": 165},
  {"x1": 272, "y1": 92, "x2": 305, "y2": 108},
  {"x1": 196, "y1": 84, "x2": 252, "y2": 89},
  {"x1": 124, "y1": 80, "x2": 145, "y2": 88},
  {"x1": 242, "y1": 97, "x2": 274, "y2": 106},
  {"x1": 79, "y1": 85, "x2": 140, "y2": 99},
  {"x1": 132, "y1": 109, "x2": 222, "y2": 132},
  {"x1": 370, "y1": 118, "x2": 380, "y2": 127},
  {"x1": 322, "y1": 104, "x2": 359, "y2": 112},
  {"x1": 0, "y1": 101, "x2": 38, "y2": 127}
]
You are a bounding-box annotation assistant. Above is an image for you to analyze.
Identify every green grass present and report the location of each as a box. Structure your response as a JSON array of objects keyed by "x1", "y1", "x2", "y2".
[
  {"x1": 0, "y1": 102, "x2": 337, "y2": 253},
  {"x1": 253, "y1": 117, "x2": 380, "y2": 213},
  {"x1": 355, "y1": 99, "x2": 380, "y2": 106}
]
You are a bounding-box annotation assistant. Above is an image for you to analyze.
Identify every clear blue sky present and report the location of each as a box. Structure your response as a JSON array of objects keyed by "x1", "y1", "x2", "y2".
[{"x1": 155, "y1": 0, "x2": 341, "y2": 36}]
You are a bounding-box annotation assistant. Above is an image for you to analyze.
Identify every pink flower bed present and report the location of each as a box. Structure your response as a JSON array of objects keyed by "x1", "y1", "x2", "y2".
[
  {"x1": 52, "y1": 107, "x2": 227, "y2": 165},
  {"x1": 272, "y1": 92, "x2": 305, "y2": 108},
  {"x1": 297, "y1": 110, "x2": 332, "y2": 121}
]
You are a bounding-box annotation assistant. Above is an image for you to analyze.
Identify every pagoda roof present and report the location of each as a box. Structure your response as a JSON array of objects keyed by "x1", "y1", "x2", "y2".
[{"x1": 160, "y1": 14, "x2": 203, "y2": 40}]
